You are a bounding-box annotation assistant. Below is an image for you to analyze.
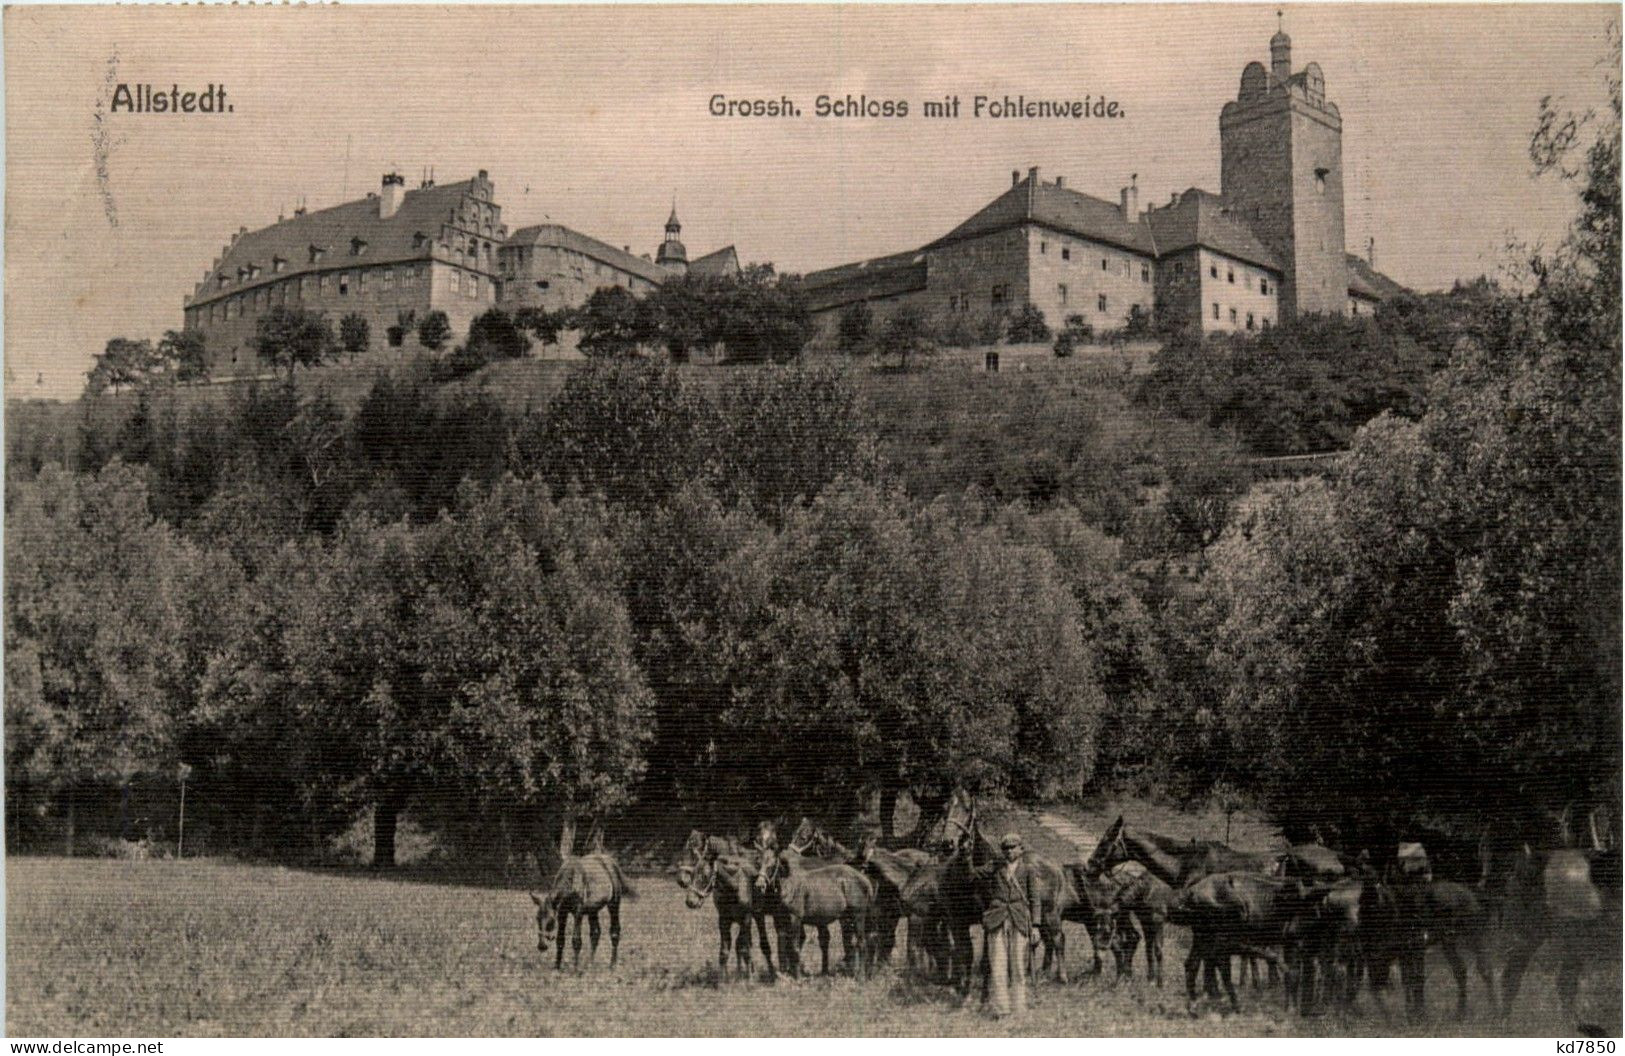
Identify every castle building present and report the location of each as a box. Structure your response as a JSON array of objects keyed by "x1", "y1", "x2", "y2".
[
  {"x1": 186, "y1": 174, "x2": 737, "y2": 377},
  {"x1": 184, "y1": 171, "x2": 506, "y2": 377},
  {"x1": 803, "y1": 29, "x2": 1403, "y2": 338}
]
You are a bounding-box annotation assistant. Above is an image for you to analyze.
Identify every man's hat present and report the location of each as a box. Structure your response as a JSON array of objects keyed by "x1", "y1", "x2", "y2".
[{"x1": 1000, "y1": 831, "x2": 1024, "y2": 851}]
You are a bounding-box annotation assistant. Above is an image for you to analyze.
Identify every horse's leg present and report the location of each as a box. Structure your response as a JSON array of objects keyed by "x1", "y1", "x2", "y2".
[
  {"x1": 1185, "y1": 930, "x2": 1205, "y2": 1005},
  {"x1": 608, "y1": 897, "x2": 622, "y2": 970},
  {"x1": 754, "y1": 912, "x2": 776, "y2": 982},
  {"x1": 818, "y1": 924, "x2": 832, "y2": 976},
  {"x1": 555, "y1": 915, "x2": 568, "y2": 971},
  {"x1": 1440, "y1": 939, "x2": 1469, "y2": 1020},
  {"x1": 736, "y1": 915, "x2": 753, "y2": 981},
  {"x1": 1471, "y1": 936, "x2": 1497, "y2": 1018},
  {"x1": 1557, "y1": 948, "x2": 1586, "y2": 1019},
  {"x1": 716, "y1": 913, "x2": 732, "y2": 982},
  {"x1": 1500, "y1": 933, "x2": 1540, "y2": 1017},
  {"x1": 571, "y1": 911, "x2": 585, "y2": 971},
  {"x1": 1119, "y1": 912, "x2": 1141, "y2": 979},
  {"x1": 1220, "y1": 950, "x2": 1240, "y2": 1012},
  {"x1": 1401, "y1": 943, "x2": 1427, "y2": 1022},
  {"x1": 1143, "y1": 916, "x2": 1163, "y2": 987},
  {"x1": 587, "y1": 909, "x2": 602, "y2": 967}
]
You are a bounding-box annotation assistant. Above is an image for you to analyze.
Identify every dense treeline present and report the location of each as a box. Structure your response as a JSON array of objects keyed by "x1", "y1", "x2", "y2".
[{"x1": 6, "y1": 64, "x2": 1618, "y2": 866}]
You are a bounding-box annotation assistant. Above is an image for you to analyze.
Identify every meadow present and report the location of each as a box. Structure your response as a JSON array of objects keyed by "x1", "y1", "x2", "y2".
[{"x1": 8, "y1": 855, "x2": 1617, "y2": 1038}]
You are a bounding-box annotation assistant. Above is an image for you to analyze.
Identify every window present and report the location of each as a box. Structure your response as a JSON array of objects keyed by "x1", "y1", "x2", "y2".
[
  {"x1": 272, "y1": 257, "x2": 286, "y2": 274},
  {"x1": 1210, "y1": 264, "x2": 1219, "y2": 279},
  {"x1": 1098, "y1": 293, "x2": 1108, "y2": 313},
  {"x1": 991, "y1": 284, "x2": 1009, "y2": 308},
  {"x1": 298, "y1": 276, "x2": 308, "y2": 298},
  {"x1": 1174, "y1": 262, "x2": 1184, "y2": 276},
  {"x1": 1261, "y1": 278, "x2": 1271, "y2": 295},
  {"x1": 1061, "y1": 247, "x2": 1071, "y2": 261},
  {"x1": 339, "y1": 273, "x2": 350, "y2": 296},
  {"x1": 351, "y1": 237, "x2": 368, "y2": 256},
  {"x1": 1246, "y1": 274, "x2": 1254, "y2": 290},
  {"x1": 453, "y1": 271, "x2": 463, "y2": 294},
  {"x1": 383, "y1": 267, "x2": 394, "y2": 289},
  {"x1": 320, "y1": 274, "x2": 329, "y2": 294},
  {"x1": 1040, "y1": 241, "x2": 1047, "y2": 255},
  {"x1": 1229, "y1": 307, "x2": 1238, "y2": 324},
  {"x1": 471, "y1": 275, "x2": 481, "y2": 299},
  {"x1": 359, "y1": 270, "x2": 369, "y2": 292},
  {"x1": 1101, "y1": 258, "x2": 1109, "y2": 271},
  {"x1": 1213, "y1": 303, "x2": 1220, "y2": 320},
  {"x1": 1141, "y1": 264, "x2": 1150, "y2": 282},
  {"x1": 1058, "y1": 284, "x2": 1068, "y2": 306},
  {"x1": 1246, "y1": 312, "x2": 1256, "y2": 330},
  {"x1": 1227, "y1": 268, "x2": 1235, "y2": 284},
  {"x1": 1315, "y1": 167, "x2": 1329, "y2": 193}
]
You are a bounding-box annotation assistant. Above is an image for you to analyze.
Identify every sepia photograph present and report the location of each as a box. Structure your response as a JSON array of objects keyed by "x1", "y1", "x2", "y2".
[{"x1": 3, "y1": 1, "x2": 1621, "y2": 1040}]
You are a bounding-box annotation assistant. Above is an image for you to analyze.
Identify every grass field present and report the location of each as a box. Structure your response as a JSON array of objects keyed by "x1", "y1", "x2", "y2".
[{"x1": 8, "y1": 857, "x2": 1617, "y2": 1037}]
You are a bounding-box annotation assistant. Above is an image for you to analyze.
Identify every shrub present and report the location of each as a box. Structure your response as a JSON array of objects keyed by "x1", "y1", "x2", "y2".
[
  {"x1": 1053, "y1": 314, "x2": 1092, "y2": 358},
  {"x1": 1007, "y1": 302, "x2": 1051, "y2": 343},
  {"x1": 339, "y1": 313, "x2": 370, "y2": 358},
  {"x1": 975, "y1": 309, "x2": 1008, "y2": 347},
  {"x1": 416, "y1": 310, "x2": 452, "y2": 352},
  {"x1": 838, "y1": 302, "x2": 874, "y2": 354}
]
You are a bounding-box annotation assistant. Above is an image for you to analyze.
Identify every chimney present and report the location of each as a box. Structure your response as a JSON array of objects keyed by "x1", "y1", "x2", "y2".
[
  {"x1": 1028, "y1": 166, "x2": 1039, "y2": 183},
  {"x1": 1120, "y1": 174, "x2": 1139, "y2": 220},
  {"x1": 1012, "y1": 170, "x2": 1021, "y2": 187},
  {"x1": 1367, "y1": 236, "x2": 1376, "y2": 269},
  {"x1": 380, "y1": 172, "x2": 406, "y2": 219},
  {"x1": 1055, "y1": 176, "x2": 1065, "y2": 189}
]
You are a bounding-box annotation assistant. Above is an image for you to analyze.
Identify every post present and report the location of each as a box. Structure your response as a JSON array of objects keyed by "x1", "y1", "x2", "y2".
[{"x1": 177, "y1": 780, "x2": 187, "y2": 859}]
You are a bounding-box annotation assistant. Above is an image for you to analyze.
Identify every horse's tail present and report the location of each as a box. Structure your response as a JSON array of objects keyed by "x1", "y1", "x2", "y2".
[{"x1": 608, "y1": 857, "x2": 639, "y2": 901}]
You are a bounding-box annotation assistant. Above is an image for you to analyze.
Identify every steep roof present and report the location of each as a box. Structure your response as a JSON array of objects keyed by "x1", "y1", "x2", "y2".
[
  {"x1": 1346, "y1": 254, "x2": 1407, "y2": 301},
  {"x1": 690, "y1": 245, "x2": 740, "y2": 277},
  {"x1": 187, "y1": 178, "x2": 498, "y2": 308},
  {"x1": 1144, "y1": 189, "x2": 1281, "y2": 272},
  {"x1": 928, "y1": 175, "x2": 1157, "y2": 257},
  {"x1": 504, "y1": 223, "x2": 668, "y2": 285}
]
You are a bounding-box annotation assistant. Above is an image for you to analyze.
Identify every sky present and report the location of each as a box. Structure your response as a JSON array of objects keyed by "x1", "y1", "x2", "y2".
[{"x1": 4, "y1": 3, "x2": 1618, "y2": 400}]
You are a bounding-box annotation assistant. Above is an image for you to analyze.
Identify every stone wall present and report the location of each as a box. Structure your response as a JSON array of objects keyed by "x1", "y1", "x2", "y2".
[{"x1": 1026, "y1": 224, "x2": 1154, "y2": 333}]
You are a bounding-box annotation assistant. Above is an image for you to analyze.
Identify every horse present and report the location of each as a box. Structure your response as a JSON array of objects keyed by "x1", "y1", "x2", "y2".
[
  {"x1": 674, "y1": 829, "x2": 778, "y2": 982},
  {"x1": 855, "y1": 832, "x2": 937, "y2": 969},
  {"x1": 756, "y1": 847, "x2": 875, "y2": 977},
  {"x1": 1086, "y1": 815, "x2": 1282, "y2": 991},
  {"x1": 1500, "y1": 843, "x2": 1620, "y2": 1023},
  {"x1": 531, "y1": 852, "x2": 635, "y2": 971},
  {"x1": 1166, "y1": 871, "x2": 1319, "y2": 1011},
  {"x1": 899, "y1": 854, "x2": 978, "y2": 988},
  {"x1": 1069, "y1": 860, "x2": 1172, "y2": 984},
  {"x1": 1354, "y1": 876, "x2": 1496, "y2": 1020}
]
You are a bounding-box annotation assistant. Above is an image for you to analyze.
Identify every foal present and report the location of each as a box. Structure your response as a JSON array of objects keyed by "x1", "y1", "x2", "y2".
[{"x1": 532, "y1": 852, "x2": 635, "y2": 971}]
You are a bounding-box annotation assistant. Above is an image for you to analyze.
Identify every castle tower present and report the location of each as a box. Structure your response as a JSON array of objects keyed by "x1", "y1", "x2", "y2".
[
  {"x1": 1219, "y1": 25, "x2": 1347, "y2": 319},
  {"x1": 655, "y1": 204, "x2": 688, "y2": 276}
]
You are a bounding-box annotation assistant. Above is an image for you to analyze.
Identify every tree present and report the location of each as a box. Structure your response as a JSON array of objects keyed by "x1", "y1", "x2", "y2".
[
  {"x1": 1053, "y1": 314, "x2": 1092, "y2": 358},
  {"x1": 878, "y1": 304, "x2": 935, "y2": 372},
  {"x1": 465, "y1": 308, "x2": 532, "y2": 363},
  {"x1": 157, "y1": 329, "x2": 209, "y2": 382},
  {"x1": 4, "y1": 464, "x2": 197, "y2": 851},
  {"x1": 518, "y1": 358, "x2": 718, "y2": 511},
  {"x1": 576, "y1": 286, "x2": 652, "y2": 359},
  {"x1": 254, "y1": 306, "x2": 338, "y2": 385},
  {"x1": 712, "y1": 265, "x2": 815, "y2": 364},
  {"x1": 416, "y1": 310, "x2": 452, "y2": 352},
  {"x1": 837, "y1": 302, "x2": 874, "y2": 355},
  {"x1": 339, "y1": 313, "x2": 371, "y2": 359},
  {"x1": 646, "y1": 275, "x2": 723, "y2": 362},
  {"x1": 512, "y1": 306, "x2": 568, "y2": 349},
  {"x1": 86, "y1": 338, "x2": 159, "y2": 396},
  {"x1": 714, "y1": 364, "x2": 878, "y2": 520}
]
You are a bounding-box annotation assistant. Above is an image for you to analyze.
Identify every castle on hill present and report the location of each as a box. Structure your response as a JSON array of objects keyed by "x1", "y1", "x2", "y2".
[
  {"x1": 182, "y1": 171, "x2": 737, "y2": 377},
  {"x1": 801, "y1": 28, "x2": 1405, "y2": 338}
]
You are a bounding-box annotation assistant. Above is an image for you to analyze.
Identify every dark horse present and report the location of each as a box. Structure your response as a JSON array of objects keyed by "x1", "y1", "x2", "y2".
[
  {"x1": 531, "y1": 852, "x2": 635, "y2": 971},
  {"x1": 675, "y1": 829, "x2": 778, "y2": 982}
]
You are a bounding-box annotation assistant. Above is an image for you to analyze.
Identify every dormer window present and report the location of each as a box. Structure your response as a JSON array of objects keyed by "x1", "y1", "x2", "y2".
[
  {"x1": 350, "y1": 237, "x2": 368, "y2": 256},
  {"x1": 272, "y1": 256, "x2": 287, "y2": 273},
  {"x1": 1315, "y1": 167, "x2": 1329, "y2": 193},
  {"x1": 217, "y1": 274, "x2": 229, "y2": 290},
  {"x1": 309, "y1": 244, "x2": 326, "y2": 264},
  {"x1": 413, "y1": 231, "x2": 428, "y2": 250},
  {"x1": 237, "y1": 266, "x2": 248, "y2": 283}
]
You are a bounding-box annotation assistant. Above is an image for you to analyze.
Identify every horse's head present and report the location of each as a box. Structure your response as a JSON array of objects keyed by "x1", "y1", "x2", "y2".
[
  {"x1": 675, "y1": 829, "x2": 710, "y2": 891},
  {"x1": 1085, "y1": 815, "x2": 1128, "y2": 877},
  {"x1": 755, "y1": 849, "x2": 790, "y2": 893},
  {"x1": 530, "y1": 890, "x2": 558, "y2": 952},
  {"x1": 857, "y1": 830, "x2": 879, "y2": 863}
]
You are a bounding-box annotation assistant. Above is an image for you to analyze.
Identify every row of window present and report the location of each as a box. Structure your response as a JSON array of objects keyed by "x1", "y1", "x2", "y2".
[
  {"x1": 1055, "y1": 285, "x2": 1126, "y2": 314},
  {"x1": 1212, "y1": 303, "x2": 1270, "y2": 330},
  {"x1": 200, "y1": 263, "x2": 438, "y2": 322},
  {"x1": 1169, "y1": 260, "x2": 1273, "y2": 296},
  {"x1": 1039, "y1": 240, "x2": 1153, "y2": 283}
]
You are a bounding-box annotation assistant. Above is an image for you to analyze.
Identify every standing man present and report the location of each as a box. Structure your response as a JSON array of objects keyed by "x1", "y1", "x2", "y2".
[{"x1": 977, "y1": 831, "x2": 1040, "y2": 1019}]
